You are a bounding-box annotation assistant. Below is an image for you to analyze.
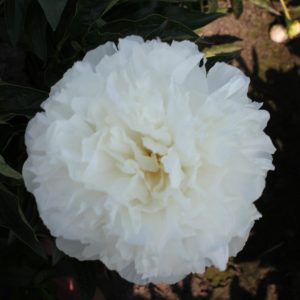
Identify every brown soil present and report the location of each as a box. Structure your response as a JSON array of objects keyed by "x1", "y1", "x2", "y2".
[{"x1": 202, "y1": 0, "x2": 300, "y2": 78}]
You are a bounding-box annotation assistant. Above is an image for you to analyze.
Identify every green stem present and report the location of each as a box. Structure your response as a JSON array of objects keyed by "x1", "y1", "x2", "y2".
[{"x1": 279, "y1": 0, "x2": 292, "y2": 21}]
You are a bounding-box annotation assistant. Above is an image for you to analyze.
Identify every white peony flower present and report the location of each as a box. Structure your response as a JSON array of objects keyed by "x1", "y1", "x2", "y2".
[{"x1": 23, "y1": 36, "x2": 275, "y2": 284}]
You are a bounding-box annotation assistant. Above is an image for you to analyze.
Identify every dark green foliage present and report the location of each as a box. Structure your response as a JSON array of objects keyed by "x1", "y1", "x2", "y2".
[
  {"x1": 0, "y1": 155, "x2": 22, "y2": 179},
  {"x1": 4, "y1": 0, "x2": 30, "y2": 45},
  {"x1": 68, "y1": 0, "x2": 123, "y2": 38},
  {"x1": 206, "y1": 49, "x2": 242, "y2": 71},
  {"x1": 1, "y1": 0, "x2": 230, "y2": 72},
  {"x1": 153, "y1": 6, "x2": 224, "y2": 28},
  {"x1": 0, "y1": 184, "x2": 46, "y2": 258},
  {"x1": 85, "y1": 14, "x2": 200, "y2": 47},
  {"x1": 0, "y1": 83, "x2": 47, "y2": 121},
  {"x1": 231, "y1": 0, "x2": 243, "y2": 18},
  {"x1": 74, "y1": 261, "x2": 98, "y2": 300},
  {"x1": 37, "y1": 0, "x2": 68, "y2": 30},
  {"x1": 24, "y1": 1, "x2": 48, "y2": 61},
  {"x1": 208, "y1": 0, "x2": 219, "y2": 12}
]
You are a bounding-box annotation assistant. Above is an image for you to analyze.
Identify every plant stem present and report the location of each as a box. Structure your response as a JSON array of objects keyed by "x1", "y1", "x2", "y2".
[{"x1": 279, "y1": 0, "x2": 292, "y2": 21}]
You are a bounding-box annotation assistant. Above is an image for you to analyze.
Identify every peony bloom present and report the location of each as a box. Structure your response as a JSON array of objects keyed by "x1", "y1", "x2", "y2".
[{"x1": 23, "y1": 36, "x2": 275, "y2": 284}]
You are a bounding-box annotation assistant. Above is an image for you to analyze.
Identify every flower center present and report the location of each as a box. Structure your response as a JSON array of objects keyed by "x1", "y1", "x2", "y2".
[{"x1": 141, "y1": 147, "x2": 169, "y2": 193}]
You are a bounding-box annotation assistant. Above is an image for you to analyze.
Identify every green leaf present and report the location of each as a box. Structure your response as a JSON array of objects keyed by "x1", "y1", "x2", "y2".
[
  {"x1": 203, "y1": 43, "x2": 242, "y2": 57},
  {"x1": 231, "y1": 0, "x2": 243, "y2": 18},
  {"x1": 33, "y1": 268, "x2": 55, "y2": 285},
  {"x1": 102, "y1": 0, "x2": 122, "y2": 15},
  {"x1": 208, "y1": 0, "x2": 219, "y2": 12},
  {"x1": 24, "y1": 1, "x2": 48, "y2": 61},
  {"x1": 0, "y1": 124, "x2": 24, "y2": 154},
  {"x1": 0, "y1": 184, "x2": 46, "y2": 258},
  {"x1": 69, "y1": 0, "x2": 123, "y2": 39},
  {"x1": 206, "y1": 50, "x2": 241, "y2": 71},
  {"x1": 250, "y1": 0, "x2": 280, "y2": 15},
  {"x1": 158, "y1": 6, "x2": 225, "y2": 30},
  {"x1": 0, "y1": 83, "x2": 47, "y2": 120},
  {"x1": 103, "y1": 1, "x2": 224, "y2": 26},
  {"x1": 37, "y1": 0, "x2": 68, "y2": 30},
  {"x1": 0, "y1": 155, "x2": 22, "y2": 180},
  {"x1": 52, "y1": 244, "x2": 66, "y2": 265},
  {"x1": 4, "y1": 0, "x2": 30, "y2": 45},
  {"x1": 85, "y1": 14, "x2": 202, "y2": 49},
  {"x1": 36, "y1": 288, "x2": 57, "y2": 300},
  {"x1": 0, "y1": 266, "x2": 35, "y2": 287}
]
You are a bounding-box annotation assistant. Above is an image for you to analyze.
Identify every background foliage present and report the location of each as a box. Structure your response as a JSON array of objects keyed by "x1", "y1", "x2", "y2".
[{"x1": 0, "y1": 1, "x2": 243, "y2": 299}]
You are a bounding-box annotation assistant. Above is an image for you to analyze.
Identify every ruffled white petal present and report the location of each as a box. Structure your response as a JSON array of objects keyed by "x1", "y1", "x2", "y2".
[
  {"x1": 23, "y1": 36, "x2": 275, "y2": 285},
  {"x1": 83, "y1": 41, "x2": 117, "y2": 69}
]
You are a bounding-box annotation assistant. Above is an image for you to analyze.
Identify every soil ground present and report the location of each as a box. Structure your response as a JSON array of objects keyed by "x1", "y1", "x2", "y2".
[{"x1": 202, "y1": 0, "x2": 300, "y2": 78}]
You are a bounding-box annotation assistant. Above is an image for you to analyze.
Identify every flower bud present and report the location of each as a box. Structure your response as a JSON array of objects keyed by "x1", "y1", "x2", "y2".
[
  {"x1": 288, "y1": 20, "x2": 300, "y2": 39},
  {"x1": 270, "y1": 24, "x2": 289, "y2": 43}
]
